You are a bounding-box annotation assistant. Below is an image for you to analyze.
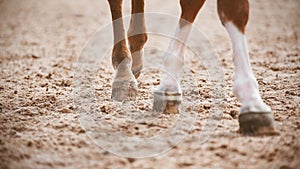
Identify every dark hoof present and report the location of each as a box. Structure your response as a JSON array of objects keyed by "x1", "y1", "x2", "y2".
[
  {"x1": 112, "y1": 80, "x2": 137, "y2": 101},
  {"x1": 152, "y1": 91, "x2": 182, "y2": 114},
  {"x1": 238, "y1": 112, "x2": 279, "y2": 136}
]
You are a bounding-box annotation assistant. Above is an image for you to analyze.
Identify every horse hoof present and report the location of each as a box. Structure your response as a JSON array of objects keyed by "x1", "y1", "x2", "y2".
[
  {"x1": 238, "y1": 112, "x2": 279, "y2": 136},
  {"x1": 152, "y1": 91, "x2": 182, "y2": 114},
  {"x1": 112, "y1": 80, "x2": 137, "y2": 101}
]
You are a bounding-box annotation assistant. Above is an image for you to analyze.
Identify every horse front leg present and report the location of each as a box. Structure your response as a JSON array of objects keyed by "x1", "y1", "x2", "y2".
[
  {"x1": 108, "y1": 0, "x2": 137, "y2": 101},
  {"x1": 217, "y1": 0, "x2": 277, "y2": 135}
]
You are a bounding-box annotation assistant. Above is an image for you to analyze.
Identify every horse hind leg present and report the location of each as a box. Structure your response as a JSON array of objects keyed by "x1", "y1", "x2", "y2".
[{"x1": 127, "y1": 0, "x2": 147, "y2": 78}]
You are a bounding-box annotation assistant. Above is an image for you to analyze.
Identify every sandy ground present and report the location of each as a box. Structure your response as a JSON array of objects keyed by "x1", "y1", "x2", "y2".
[{"x1": 0, "y1": 0, "x2": 299, "y2": 169}]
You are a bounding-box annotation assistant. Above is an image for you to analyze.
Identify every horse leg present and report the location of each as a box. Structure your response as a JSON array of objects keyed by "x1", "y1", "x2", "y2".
[
  {"x1": 217, "y1": 0, "x2": 277, "y2": 135},
  {"x1": 128, "y1": 0, "x2": 147, "y2": 78},
  {"x1": 153, "y1": 0, "x2": 206, "y2": 113},
  {"x1": 107, "y1": 0, "x2": 137, "y2": 101}
]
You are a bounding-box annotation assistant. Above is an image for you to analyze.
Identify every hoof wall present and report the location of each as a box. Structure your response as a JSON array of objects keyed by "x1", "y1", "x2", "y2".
[
  {"x1": 152, "y1": 91, "x2": 182, "y2": 114},
  {"x1": 238, "y1": 112, "x2": 279, "y2": 136},
  {"x1": 111, "y1": 80, "x2": 137, "y2": 101}
]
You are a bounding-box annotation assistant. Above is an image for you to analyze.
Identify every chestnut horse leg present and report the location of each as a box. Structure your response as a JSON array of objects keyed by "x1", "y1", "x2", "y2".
[
  {"x1": 217, "y1": 0, "x2": 277, "y2": 135},
  {"x1": 107, "y1": 0, "x2": 137, "y2": 101},
  {"x1": 153, "y1": 0, "x2": 206, "y2": 113},
  {"x1": 128, "y1": 0, "x2": 147, "y2": 78}
]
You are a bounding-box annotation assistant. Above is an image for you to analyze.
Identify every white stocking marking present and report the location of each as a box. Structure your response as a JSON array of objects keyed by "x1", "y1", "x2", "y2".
[
  {"x1": 224, "y1": 22, "x2": 271, "y2": 114},
  {"x1": 157, "y1": 24, "x2": 192, "y2": 93}
]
